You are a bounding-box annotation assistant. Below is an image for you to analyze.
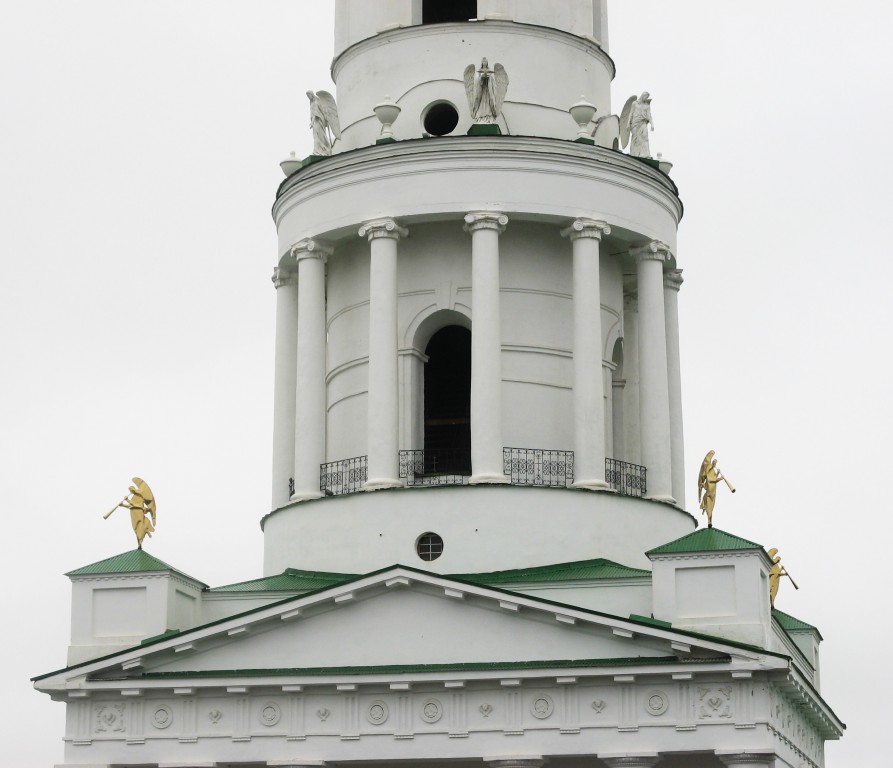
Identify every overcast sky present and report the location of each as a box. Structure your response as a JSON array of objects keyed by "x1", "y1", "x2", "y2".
[{"x1": 2, "y1": 2, "x2": 890, "y2": 765}]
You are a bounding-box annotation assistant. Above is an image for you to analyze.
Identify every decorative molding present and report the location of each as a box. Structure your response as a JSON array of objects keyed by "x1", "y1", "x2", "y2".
[
  {"x1": 644, "y1": 689, "x2": 669, "y2": 716},
  {"x1": 561, "y1": 218, "x2": 611, "y2": 241},
  {"x1": 631, "y1": 240, "x2": 672, "y2": 263},
  {"x1": 420, "y1": 698, "x2": 443, "y2": 724},
  {"x1": 290, "y1": 238, "x2": 333, "y2": 263},
  {"x1": 151, "y1": 704, "x2": 173, "y2": 729},
  {"x1": 716, "y1": 751, "x2": 777, "y2": 766},
  {"x1": 699, "y1": 685, "x2": 733, "y2": 720},
  {"x1": 94, "y1": 704, "x2": 125, "y2": 734},
  {"x1": 366, "y1": 700, "x2": 389, "y2": 725},
  {"x1": 530, "y1": 694, "x2": 554, "y2": 720},
  {"x1": 208, "y1": 709, "x2": 223, "y2": 724},
  {"x1": 259, "y1": 701, "x2": 282, "y2": 727},
  {"x1": 464, "y1": 211, "x2": 509, "y2": 234},
  {"x1": 358, "y1": 217, "x2": 408, "y2": 241}
]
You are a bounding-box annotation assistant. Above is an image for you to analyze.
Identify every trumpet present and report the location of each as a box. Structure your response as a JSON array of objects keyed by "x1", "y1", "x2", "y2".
[
  {"x1": 716, "y1": 467, "x2": 736, "y2": 493},
  {"x1": 103, "y1": 495, "x2": 129, "y2": 519}
]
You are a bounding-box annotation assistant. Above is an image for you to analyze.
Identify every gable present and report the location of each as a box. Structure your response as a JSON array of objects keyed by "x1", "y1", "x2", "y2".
[{"x1": 37, "y1": 566, "x2": 781, "y2": 689}]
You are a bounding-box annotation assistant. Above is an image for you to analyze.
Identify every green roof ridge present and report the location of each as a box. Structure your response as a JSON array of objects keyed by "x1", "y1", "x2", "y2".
[
  {"x1": 210, "y1": 568, "x2": 359, "y2": 593},
  {"x1": 455, "y1": 557, "x2": 651, "y2": 584},
  {"x1": 646, "y1": 527, "x2": 763, "y2": 556},
  {"x1": 773, "y1": 608, "x2": 821, "y2": 636},
  {"x1": 66, "y1": 550, "x2": 205, "y2": 585}
]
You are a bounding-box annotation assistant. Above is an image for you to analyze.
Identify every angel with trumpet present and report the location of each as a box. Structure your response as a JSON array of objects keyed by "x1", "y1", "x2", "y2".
[
  {"x1": 768, "y1": 548, "x2": 799, "y2": 607},
  {"x1": 104, "y1": 477, "x2": 157, "y2": 549},
  {"x1": 697, "y1": 450, "x2": 735, "y2": 528}
]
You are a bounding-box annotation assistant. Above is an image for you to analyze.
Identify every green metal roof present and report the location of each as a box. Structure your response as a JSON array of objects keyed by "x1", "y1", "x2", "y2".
[
  {"x1": 210, "y1": 568, "x2": 358, "y2": 593},
  {"x1": 66, "y1": 550, "x2": 206, "y2": 586},
  {"x1": 646, "y1": 527, "x2": 763, "y2": 556},
  {"x1": 773, "y1": 608, "x2": 822, "y2": 639},
  {"x1": 135, "y1": 656, "x2": 723, "y2": 679},
  {"x1": 457, "y1": 558, "x2": 650, "y2": 585}
]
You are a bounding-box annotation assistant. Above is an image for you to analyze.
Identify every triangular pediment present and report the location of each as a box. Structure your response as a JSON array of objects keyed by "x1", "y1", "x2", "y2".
[{"x1": 36, "y1": 566, "x2": 785, "y2": 690}]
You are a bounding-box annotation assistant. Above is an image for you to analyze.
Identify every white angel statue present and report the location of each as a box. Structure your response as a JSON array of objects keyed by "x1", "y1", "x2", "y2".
[
  {"x1": 619, "y1": 92, "x2": 654, "y2": 158},
  {"x1": 306, "y1": 90, "x2": 341, "y2": 156},
  {"x1": 463, "y1": 58, "x2": 509, "y2": 124}
]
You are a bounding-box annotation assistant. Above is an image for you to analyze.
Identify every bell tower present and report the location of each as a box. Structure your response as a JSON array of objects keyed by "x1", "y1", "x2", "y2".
[{"x1": 267, "y1": 0, "x2": 688, "y2": 577}]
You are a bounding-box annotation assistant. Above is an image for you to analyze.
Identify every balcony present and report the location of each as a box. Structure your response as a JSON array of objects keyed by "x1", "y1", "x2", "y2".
[{"x1": 314, "y1": 451, "x2": 648, "y2": 499}]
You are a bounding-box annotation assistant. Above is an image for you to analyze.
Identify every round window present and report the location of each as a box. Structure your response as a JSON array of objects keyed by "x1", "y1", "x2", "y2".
[
  {"x1": 423, "y1": 102, "x2": 459, "y2": 137},
  {"x1": 417, "y1": 532, "x2": 444, "y2": 561}
]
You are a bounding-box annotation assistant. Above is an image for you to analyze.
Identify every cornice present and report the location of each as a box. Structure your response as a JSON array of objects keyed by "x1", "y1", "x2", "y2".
[
  {"x1": 273, "y1": 137, "x2": 682, "y2": 230},
  {"x1": 332, "y1": 20, "x2": 616, "y2": 82}
]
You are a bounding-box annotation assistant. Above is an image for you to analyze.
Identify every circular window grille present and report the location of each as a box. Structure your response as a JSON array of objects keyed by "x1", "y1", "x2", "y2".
[
  {"x1": 417, "y1": 532, "x2": 444, "y2": 561},
  {"x1": 423, "y1": 101, "x2": 459, "y2": 136}
]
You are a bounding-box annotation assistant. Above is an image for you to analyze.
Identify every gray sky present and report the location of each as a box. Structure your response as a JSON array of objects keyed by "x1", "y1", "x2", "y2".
[{"x1": 2, "y1": 2, "x2": 889, "y2": 765}]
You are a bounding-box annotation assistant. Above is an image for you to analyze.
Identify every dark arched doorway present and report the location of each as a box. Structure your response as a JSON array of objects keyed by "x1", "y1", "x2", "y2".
[
  {"x1": 423, "y1": 0, "x2": 477, "y2": 25},
  {"x1": 424, "y1": 326, "x2": 471, "y2": 475}
]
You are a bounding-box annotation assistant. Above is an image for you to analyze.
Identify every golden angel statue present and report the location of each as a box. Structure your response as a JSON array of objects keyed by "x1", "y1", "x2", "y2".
[
  {"x1": 306, "y1": 90, "x2": 341, "y2": 156},
  {"x1": 619, "y1": 92, "x2": 655, "y2": 158},
  {"x1": 463, "y1": 58, "x2": 509, "y2": 124},
  {"x1": 697, "y1": 450, "x2": 735, "y2": 528},
  {"x1": 767, "y1": 548, "x2": 799, "y2": 607},
  {"x1": 104, "y1": 477, "x2": 157, "y2": 549}
]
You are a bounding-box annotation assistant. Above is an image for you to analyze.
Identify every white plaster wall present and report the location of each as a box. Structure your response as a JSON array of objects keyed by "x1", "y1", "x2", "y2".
[
  {"x1": 332, "y1": 23, "x2": 613, "y2": 149},
  {"x1": 510, "y1": 580, "x2": 652, "y2": 617},
  {"x1": 263, "y1": 486, "x2": 693, "y2": 575}
]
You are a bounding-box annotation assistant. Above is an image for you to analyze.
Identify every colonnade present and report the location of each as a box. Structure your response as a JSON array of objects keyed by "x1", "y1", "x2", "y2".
[{"x1": 270, "y1": 214, "x2": 684, "y2": 509}]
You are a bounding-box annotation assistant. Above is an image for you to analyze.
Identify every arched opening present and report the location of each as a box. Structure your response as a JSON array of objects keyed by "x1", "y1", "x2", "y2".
[
  {"x1": 423, "y1": 0, "x2": 477, "y2": 25},
  {"x1": 424, "y1": 326, "x2": 471, "y2": 475}
]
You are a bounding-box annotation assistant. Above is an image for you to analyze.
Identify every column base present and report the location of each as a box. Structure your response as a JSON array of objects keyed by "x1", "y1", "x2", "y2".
[
  {"x1": 645, "y1": 492, "x2": 677, "y2": 505},
  {"x1": 571, "y1": 479, "x2": 615, "y2": 492},
  {"x1": 469, "y1": 473, "x2": 511, "y2": 485},
  {"x1": 289, "y1": 490, "x2": 323, "y2": 503},
  {"x1": 362, "y1": 478, "x2": 404, "y2": 492}
]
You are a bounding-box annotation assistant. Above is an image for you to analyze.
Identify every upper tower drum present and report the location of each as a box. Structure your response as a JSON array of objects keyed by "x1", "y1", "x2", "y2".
[{"x1": 332, "y1": 0, "x2": 613, "y2": 149}]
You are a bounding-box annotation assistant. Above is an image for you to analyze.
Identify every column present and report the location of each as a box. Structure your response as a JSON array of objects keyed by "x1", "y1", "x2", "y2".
[
  {"x1": 600, "y1": 756, "x2": 661, "y2": 768},
  {"x1": 633, "y1": 241, "x2": 674, "y2": 503},
  {"x1": 716, "y1": 751, "x2": 776, "y2": 768},
  {"x1": 464, "y1": 211, "x2": 509, "y2": 484},
  {"x1": 291, "y1": 238, "x2": 331, "y2": 502},
  {"x1": 359, "y1": 218, "x2": 408, "y2": 490},
  {"x1": 562, "y1": 218, "x2": 612, "y2": 490},
  {"x1": 271, "y1": 266, "x2": 299, "y2": 509},
  {"x1": 664, "y1": 269, "x2": 686, "y2": 508},
  {"x1": 612, "y1": 375, "x2": 626, "y2": 461}
]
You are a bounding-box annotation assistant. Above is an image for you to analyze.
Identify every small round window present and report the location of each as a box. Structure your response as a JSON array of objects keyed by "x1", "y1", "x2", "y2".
[
  {"x1": 423, "y1": 101, "x2": 459, "y2": 136},
  {"x1": 417, "y1": 532, "x2": 444, "y2": 561}
]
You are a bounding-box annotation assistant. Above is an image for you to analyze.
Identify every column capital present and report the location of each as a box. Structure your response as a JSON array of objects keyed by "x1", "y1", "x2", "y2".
[
  {"x1": 664, "y1": 268, "x2": 684, "y2": 292},
  {"x1": 715, "y1": 751, "x2": 776, "y2": 767},
  {"x1": 271, "y1": 266, "x2": 299, "y2": 289},
  {"x1": 464, "y1": 211, "x2": 509, "y2": 234},
  {"x1": 358, "y1": 218, "x2": 408, "y2": 241},
  {"x1": 600, "y1": 755, "x2": 661, "y2": 768},
  {"x1": 631, "y1": 240, "x2": 672, "y2": 264},
  {"x1": 290, "y1": 238, "x2": 333, "y2": 263},
  {"x1": 561, "y1": 217, "x2": 611, "y2": 241}
]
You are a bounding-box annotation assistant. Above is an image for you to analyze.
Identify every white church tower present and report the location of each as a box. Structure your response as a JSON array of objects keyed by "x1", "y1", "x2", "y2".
[{"x1": 34, "y1": 4, "x2": 844, "y2": 767}]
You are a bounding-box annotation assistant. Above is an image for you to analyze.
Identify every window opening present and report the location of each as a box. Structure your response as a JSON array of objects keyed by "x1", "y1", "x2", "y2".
[
  {"x1": 424, "y1": 102, "x2": 459, "y2": 136},
  {"x1": 417, "y1": 532, "x2": 444, "y2": 561},
  {"x1": 424, "y1": 326, "x2": 471, "y2": 475},
  {"x1": 422, "y1": 0, "x2": 477, "y2": 25}
]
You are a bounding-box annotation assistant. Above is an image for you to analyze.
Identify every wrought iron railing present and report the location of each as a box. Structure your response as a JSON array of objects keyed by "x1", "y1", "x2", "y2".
[
  {"x1": 399, "y1": 449, "x2": 470, "y2": 487},
  {"x1": 605, "y1": 458, "x2": 647, "y2": 497},
  {"x1": 503, "y1": 448, "x2": 574, "y2": 487},
  {"x1": 320, "y1": 455, "x2": 368, "y2": 496}
]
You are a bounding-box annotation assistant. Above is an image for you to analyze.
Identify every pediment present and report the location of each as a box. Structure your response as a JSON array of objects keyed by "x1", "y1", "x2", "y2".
[{"x1": 37, "y1": 566, "x2": 782, "y2": 689}]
